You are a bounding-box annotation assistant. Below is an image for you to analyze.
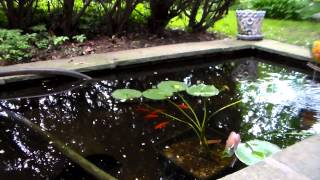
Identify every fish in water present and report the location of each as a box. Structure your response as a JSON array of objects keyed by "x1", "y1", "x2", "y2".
[
  {"x1": 144, "y1": 113, "x2": 159, "y2": 120},
  {"x1": 207, "y1": 139, "x2": 222, "y2": 145},
  {"x1": 154, "y1": 121, "x2": 170, "y2": 129},
  {"x1": 150, "y1": 109, "x2": 164, "y2": 115},
  {"x1": 178, "y1": 103, "x2": 189, "y2": 110},
  {"x1": 136, "y1": 106, "x2": 150, "y2": 113}
]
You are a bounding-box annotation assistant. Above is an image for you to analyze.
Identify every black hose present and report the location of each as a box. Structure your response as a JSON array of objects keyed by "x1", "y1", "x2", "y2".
[
  {"x1": 0, "y1": 68, "x2": 92, "y2": 80},
  {"x1": 0, "y1": 68, "x2": 93, "y2": 100}
]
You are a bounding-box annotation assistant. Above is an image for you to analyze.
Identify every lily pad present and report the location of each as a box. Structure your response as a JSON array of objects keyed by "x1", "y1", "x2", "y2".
[
  {"x1": 186, "y1": 84, "x2": 219, "y2": 97},
  {"x1": 235, "y1": 140, "x2": 281, "y2": 166},
  {"x1": 111, "y1": 89, "x2": 142, "y2": 101},
  {"x1": 142, "y1": 88, "x2": 173, "y2": 100},
  {"x1": 157, "y1": 81, "x2": 187, "y2": 93}
]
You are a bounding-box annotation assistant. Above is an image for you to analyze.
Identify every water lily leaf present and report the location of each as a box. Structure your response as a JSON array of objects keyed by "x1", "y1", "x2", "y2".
[
  {"x1": 235, "y1": 140, "x2": 281, "y2": 166},
  {"x1": 111, "y1": 89, "x2": 142, "y2": 101},
  {"x1": 142, "y1": 88, "x2": 173, "y2": 100},
  {"x1": 157, "y1": 81, "x2": 187, "y2": 93},
  {"x1": 186, "y1": 84, "x2": 219, "y2": 97}
]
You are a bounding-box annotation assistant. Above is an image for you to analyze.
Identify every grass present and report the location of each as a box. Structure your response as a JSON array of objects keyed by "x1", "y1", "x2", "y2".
[
  {"x1": 169, "y1": 11, "x2": 320, "y2": 47},
  {"x1": 214, "y1": 11, "x2": 320, "y2": 47}
]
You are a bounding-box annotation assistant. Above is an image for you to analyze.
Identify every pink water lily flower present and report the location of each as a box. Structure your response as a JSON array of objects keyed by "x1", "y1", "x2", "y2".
[{"x1": 226, "y1": 131, "x2": 241, "y2": 150}]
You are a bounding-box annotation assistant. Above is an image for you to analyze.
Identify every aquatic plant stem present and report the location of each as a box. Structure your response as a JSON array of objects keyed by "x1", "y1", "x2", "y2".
[
  {"x1": 178, "y1": 94, "x2": 201, "y2": 128},
  {"x1": 207, "y1": 100, "x2": 242, "y2": 122},
  {"x1": 144, "y1": 104, "x2": 202, "y2": 140},
  {"x1": 167, "y1": 99, "x2": 199, "y2": 127},
  {"x1": 167, "y1": 99, "x2": 202, "y2": 131},
  {"x1": 201, "y1": 98, "x2": 207, "y2": 129}
]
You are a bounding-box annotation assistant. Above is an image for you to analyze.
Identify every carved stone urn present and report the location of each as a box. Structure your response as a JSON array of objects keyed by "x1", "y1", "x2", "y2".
[{"x1": 236, "y1": 10, "x2": 266, "y2": 41}]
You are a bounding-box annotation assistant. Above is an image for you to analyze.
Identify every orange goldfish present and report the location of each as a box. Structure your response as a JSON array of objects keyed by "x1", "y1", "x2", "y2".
[
  {"x1": 144, "y1": 114, "x2": 159, "y2": 120},
  {"x1": 154, "y1": 121, "x2": 170, "y2": 129},
  {"x1": 178, "y1": 103, "x2": 189, "y2": 110}
]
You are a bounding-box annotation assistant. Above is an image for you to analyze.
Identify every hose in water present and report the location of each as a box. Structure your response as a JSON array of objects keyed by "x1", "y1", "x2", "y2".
[{"x1": 0, "y1": 68, "x2": 92, "y2": 80}]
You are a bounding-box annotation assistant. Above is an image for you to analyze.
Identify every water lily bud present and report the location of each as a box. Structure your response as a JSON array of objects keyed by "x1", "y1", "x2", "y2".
[{"x1": 226, "y1": 131, "x2": 241, "y2": 150}]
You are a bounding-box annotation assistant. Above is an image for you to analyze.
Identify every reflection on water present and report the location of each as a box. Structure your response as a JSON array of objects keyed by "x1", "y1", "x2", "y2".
[
  {"x1": 0, "y1": 59, "x2": 319, "y2": 179},
  {"x1": 235, "y1": 61, "x2": 320, "y2": 147}
]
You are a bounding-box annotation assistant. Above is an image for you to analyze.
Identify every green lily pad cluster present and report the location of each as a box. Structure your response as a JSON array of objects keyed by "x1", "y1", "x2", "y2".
[
  {"x1": 235, "y1": 140, "x2": 281, "y2": 166},
  {"x1": 111, "y1": 80, "x2": 220, "y2": 101}
]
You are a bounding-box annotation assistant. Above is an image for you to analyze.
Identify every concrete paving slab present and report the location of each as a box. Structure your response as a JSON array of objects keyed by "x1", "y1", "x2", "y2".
[{"x1": 220, "y1": 135, "x2": 320, "y2": 180}]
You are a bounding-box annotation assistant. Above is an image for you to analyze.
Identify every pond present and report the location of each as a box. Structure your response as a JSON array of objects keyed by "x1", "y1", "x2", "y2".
[{"x1": 0, "y1": 55, "x2": 319, "y2": 179}]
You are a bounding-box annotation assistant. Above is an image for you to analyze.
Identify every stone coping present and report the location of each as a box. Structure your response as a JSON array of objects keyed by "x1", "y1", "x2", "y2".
[
  {"x1": 220, "y1": 135, "x2": 320, "y2": 180},
  {"x1": 0, "y1": 39, "x2": 310, "y2": 84}
]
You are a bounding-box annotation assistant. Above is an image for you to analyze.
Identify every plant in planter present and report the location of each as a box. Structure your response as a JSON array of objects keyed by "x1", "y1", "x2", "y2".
[
  {"x1": 112, "y1": 80, "x2": 242, "y2": 178},
  {"x1": 112, "y1": 81, "x2": 240, "y2": 151}
]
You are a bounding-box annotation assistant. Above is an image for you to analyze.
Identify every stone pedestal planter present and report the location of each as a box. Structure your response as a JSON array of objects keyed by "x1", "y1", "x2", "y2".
[{"x1": 236, "y1": 10, "x2": 266, "y2": 41}]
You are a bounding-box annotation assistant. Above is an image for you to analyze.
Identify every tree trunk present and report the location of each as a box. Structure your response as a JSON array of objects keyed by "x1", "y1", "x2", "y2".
[{"x1": 61, "y1": 0, "x2": 75, "y2": 36}]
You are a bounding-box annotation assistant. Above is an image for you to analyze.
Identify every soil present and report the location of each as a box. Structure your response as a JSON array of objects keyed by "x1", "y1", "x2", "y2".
[
  {"x1": 161, "y1": 137, "x2": 234, "y2": 179},
  {"x1": 1, "y1": 30, "x2": 225, "y2": 66}
]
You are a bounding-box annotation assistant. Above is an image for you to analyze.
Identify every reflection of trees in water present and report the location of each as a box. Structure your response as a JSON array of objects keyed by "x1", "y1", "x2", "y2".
[
  {"x1": 0, "y1": 81, "x2": 125, "y2": 178},
  {"x1": 236, "y1": 61, "x2": 320, "y2": 148}
]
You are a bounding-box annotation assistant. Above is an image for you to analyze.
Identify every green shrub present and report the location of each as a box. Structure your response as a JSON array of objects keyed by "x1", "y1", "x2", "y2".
[
  {"x1": 239, "y1": 0, "x2": 310, "y2": 20},
  {"x1": 28, "y1": 24, "x2": 50, "y2": 49},
  {"x1": 299, "y1": 1, "x2": 320, "y2": 20},
  {"x1": 0, "y1": 29, "x2": 32, "y2": 61},
  {"x1": 52, "y1": 36, "x2": 69, "y2": 46},
  {"x1": 72, "y1": 34, "x2": 86, "y2": 43}
]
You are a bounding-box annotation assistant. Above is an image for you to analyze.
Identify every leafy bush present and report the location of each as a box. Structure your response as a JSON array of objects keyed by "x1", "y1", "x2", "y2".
[
  {"x1": 52, "y1": 36, "x2": 69, "y2": 46},
  {"x1": 0, "y1": 29, "x2": 32, "y2": 61},
  {"x1": 72, "y1": 34, "x2": 86, "y2": 43},
  {"x1": 299, "y1": 1, "x2": 320, "y2": 20},
  {"x1": 239, "y1": 0, "x2": 310, "y2": 20},
  {"x1": 185, "y1": 0, "x2": 235, "y2": 33}
]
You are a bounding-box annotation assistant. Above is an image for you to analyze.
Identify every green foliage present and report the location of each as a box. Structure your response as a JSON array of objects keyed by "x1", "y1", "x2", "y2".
[
  {"x1": 142, "y1": 88, "x2": 173, "y2": 100},
  {"x1": 157, "y1": 81, "x2": 187, "y2": 93},
  {"x1": 30, "y1": 24, "x2": 47, "y2": 32},
  {"x1": 28, "y1": 24, "x2": 50, "y2": 49},
  {"x1": 72, "y1": 34, "x2": 87, "y2": 43},
  {"x1": 186, "y1": 84, "x2": 219, "y2": 97},
  {"x1": 299, "y1": 1, "x2": 320, "y2": 20},
  {"x1": 239, "y1": 0, "x2": 309, "y2": 20},
  {"x1": 130, "y1": 3, "x2": 150, "y2": 24},
  {"x1": 235, "y1": 140, "x2": 281, "y2": 165},
  {"x1": 0, "y1": 29, "x2": 32, "y2": 61},
  {"x1": 111, "y1": 89, "x2": 142, "y2": 101},
  {"x1": 53, "y1": 36, "x2": 69, "y2": 46}
]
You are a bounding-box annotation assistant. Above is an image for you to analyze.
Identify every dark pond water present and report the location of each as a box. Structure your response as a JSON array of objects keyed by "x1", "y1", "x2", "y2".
[{"x1": 0, "y1": 57, "x2": 319, "y2": 179}]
